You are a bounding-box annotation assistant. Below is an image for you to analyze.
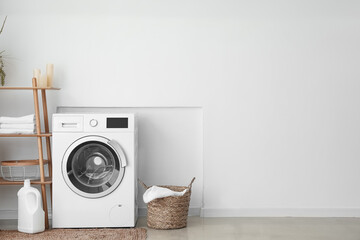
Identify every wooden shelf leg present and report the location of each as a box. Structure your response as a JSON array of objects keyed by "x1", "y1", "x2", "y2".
[
  {"x1": 33, "y1": 78, "x2": 49, "y2": 229},
  {"x1": 41, "y1": 89, "x2": 53, "y2": 206}
]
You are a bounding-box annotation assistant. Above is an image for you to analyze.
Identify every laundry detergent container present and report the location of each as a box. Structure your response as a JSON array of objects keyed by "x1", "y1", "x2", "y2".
[
  {"x1": 140, "y1": 177, "x2": 195, "y2": 229},
  {"x1": 17, "y1": 179, "x2": 45, "y2": 233}
]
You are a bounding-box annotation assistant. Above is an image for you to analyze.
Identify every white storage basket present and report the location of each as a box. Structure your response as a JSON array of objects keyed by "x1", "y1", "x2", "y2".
[{"x1": 0, "y1": 160, "x2": 48, "y2": 181}]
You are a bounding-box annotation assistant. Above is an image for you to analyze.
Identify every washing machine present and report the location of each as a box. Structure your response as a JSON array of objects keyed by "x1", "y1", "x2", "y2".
[{"x1": 52, "y1": 113, "x2": 137, "y2": 228}]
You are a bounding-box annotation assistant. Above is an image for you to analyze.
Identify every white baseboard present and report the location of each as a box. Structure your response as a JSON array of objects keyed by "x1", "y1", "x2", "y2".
[
  {"x1": 0, "y1": 210, "x2": 52, "y2": 220},
  {"x1": 3, "y1": 208, "x2": 359, "y2": 220},
  {"x1": 0, "y1": 210, "x2": 18, "y2": 220},
  {"x1": 200, "y1": 208, "x2": 360, "y2": 217}
]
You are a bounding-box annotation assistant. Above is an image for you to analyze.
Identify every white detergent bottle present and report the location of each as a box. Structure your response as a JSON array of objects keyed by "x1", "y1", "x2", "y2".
[{"x1": 17, "y1": 179, "x2": 45, "y2": 233}]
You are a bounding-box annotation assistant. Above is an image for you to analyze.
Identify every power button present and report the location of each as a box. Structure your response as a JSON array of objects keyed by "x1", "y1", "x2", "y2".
[{"x1": 89, "y1": 119, "x2": 98, "y2": 127}]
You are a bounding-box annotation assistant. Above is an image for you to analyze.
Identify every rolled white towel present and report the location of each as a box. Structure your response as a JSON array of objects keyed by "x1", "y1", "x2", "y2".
[
  {"x1": 0, "y1": 114, "x2": 35, "y2": 124},
  {"x1": 0, "y1": 123, "x2": 36, "y2": 129},
  {"x1": 0, "y1": 129, "x2": 35, "y2": 134},
  {"x1": 143, "y1": 186, "x2": 188, "y2": 203}
]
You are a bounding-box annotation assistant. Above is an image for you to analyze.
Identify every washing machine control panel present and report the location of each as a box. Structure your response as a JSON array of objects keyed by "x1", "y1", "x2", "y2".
[{"x1": 53, "y1": 114, "x2": 135, "y2": 133}]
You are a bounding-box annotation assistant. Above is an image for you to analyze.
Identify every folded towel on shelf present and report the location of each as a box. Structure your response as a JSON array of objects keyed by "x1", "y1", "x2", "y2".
[
  {"x1": 0, "y1": 114, "x2": 35, "y2": 124},
  {"x1": 0, "y1": 129, "x2": 35, "y2": 134},
  {"x1": 0, "y1": 123, "x2": 36, "y2": 129},
  {"x1": 143, "y1": 186, "x2": 188, "y2": 203}
]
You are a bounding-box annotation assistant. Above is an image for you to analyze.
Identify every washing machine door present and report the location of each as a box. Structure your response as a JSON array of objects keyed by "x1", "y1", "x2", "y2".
[{"x1": 62, "y1": 136, "x2": 126, "y2": 199}]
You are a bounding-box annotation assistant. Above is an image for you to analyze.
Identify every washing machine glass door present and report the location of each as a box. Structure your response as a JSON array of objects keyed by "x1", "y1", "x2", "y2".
[{"x1": 62, "y1": 136, "x2": 126, "y2": 198}]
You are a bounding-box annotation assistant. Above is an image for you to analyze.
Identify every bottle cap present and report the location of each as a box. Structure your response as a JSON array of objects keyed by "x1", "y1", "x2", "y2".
[{"x1": 24, "y1": 179, "x2": 30, "y2": 187}]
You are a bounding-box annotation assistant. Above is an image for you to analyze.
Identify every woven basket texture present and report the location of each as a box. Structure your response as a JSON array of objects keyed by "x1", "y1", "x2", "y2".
[{"x1": 140, "y1": 178, "x2": 195, "y2": 230}]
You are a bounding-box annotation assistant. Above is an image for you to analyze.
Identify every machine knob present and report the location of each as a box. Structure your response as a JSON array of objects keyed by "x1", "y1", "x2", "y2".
[{"x1": 89, "y1": 119, "x2": 98, "y2": 127}]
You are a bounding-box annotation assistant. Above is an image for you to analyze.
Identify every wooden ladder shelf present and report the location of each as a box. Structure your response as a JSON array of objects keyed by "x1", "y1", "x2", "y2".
[{"x1": 0, "y1": 78, "x2": 60, "y2": 229}]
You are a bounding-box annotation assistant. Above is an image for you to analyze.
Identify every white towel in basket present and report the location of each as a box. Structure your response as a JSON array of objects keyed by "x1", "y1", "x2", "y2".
[
  {"x1": 143, "y1": 186, "x2": 188, "y2": 203},
  {"x1": 0, "y1": 114, "x2": 35, "y2": 124}
]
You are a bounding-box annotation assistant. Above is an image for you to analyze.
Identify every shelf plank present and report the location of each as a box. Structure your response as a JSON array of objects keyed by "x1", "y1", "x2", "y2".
[
  {"x1": 0, "y1": 177, "x2": 52, "y2": 185},
  {"x1": 1, "y1": 159, "x2": 49, "y2": 166},
  {"x1": 0, "y1": 133, "x2": 52, "y2": 137},
  {"x1": 0, "y1": 87, "x2": 60, "y2": 90}
]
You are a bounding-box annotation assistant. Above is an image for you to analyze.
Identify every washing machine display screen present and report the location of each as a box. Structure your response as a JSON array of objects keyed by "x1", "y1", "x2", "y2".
[
  {"x1": 66, "y1": 141, "x2": 121, "y2": 195},
  {"x1": 107, "y1": 118, "x2": 128, "y2": 128}
]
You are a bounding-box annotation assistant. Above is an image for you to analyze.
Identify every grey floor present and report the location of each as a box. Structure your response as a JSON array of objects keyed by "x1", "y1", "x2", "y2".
[
  {"x1": 138, "y1": 217, "x2": 360, "y2": 240},
  {"x1": 1, "y1": 217, "x2": 360, "y2": 239}
]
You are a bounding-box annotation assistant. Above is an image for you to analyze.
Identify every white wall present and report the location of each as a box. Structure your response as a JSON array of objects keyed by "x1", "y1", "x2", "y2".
[{"x1": 1, "y1": 0, "x2": 360, "y2": 217}]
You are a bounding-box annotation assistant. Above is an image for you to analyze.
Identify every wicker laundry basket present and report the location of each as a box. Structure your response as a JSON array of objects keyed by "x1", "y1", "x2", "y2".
[{"x1": 139, "y1": 177, "x2": 195, "y2": 230}]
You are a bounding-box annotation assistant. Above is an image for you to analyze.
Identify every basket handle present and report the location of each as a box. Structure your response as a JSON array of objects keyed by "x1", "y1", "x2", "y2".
[
  {"x1": 188, "y1": 177, "x2": 196, "y2": 190},
  {"x1": 138, "y1": 179, "x2": 149, "y2": 189}
]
